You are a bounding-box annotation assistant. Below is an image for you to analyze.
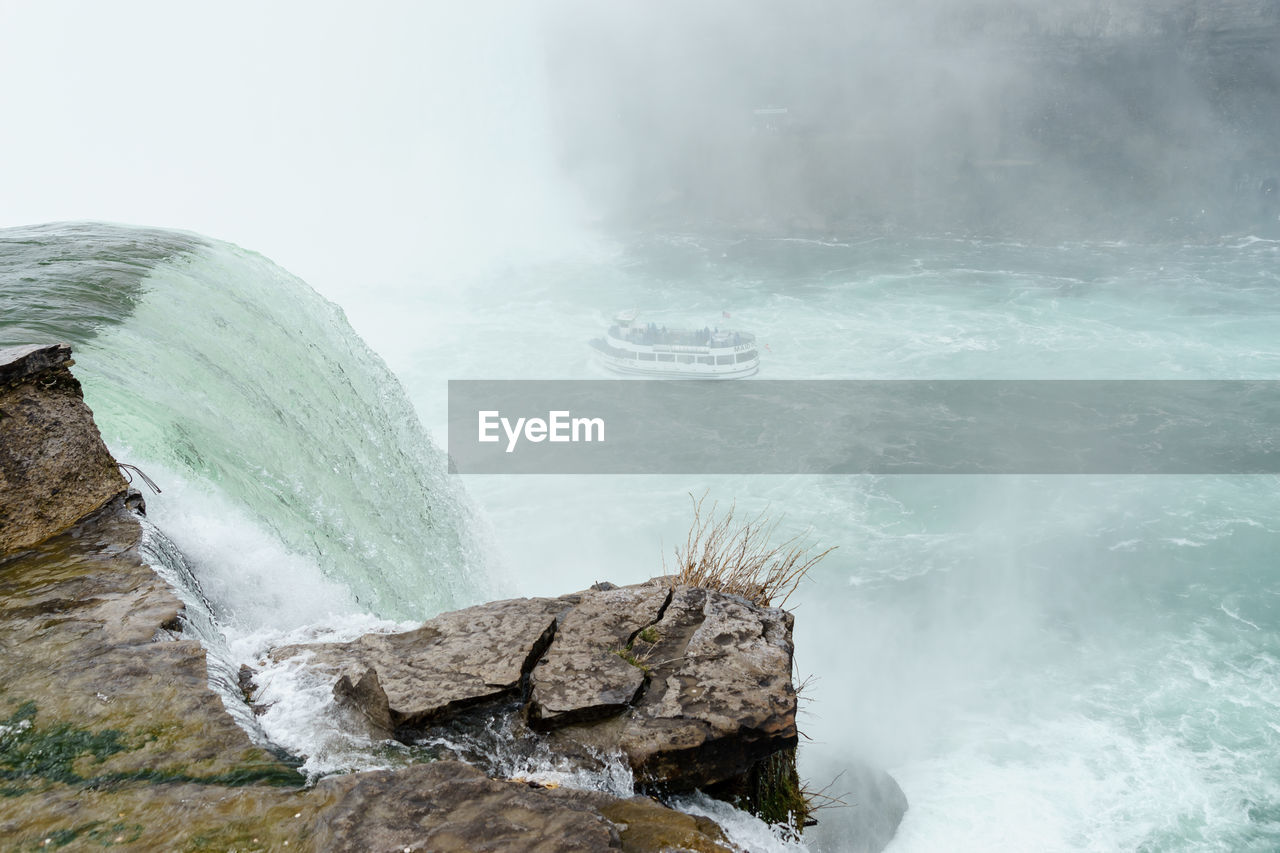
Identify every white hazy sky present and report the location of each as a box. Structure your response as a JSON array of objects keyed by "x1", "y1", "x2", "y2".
[{"x1": 0, "y1": 1, "x2": 579, "y2": 302}]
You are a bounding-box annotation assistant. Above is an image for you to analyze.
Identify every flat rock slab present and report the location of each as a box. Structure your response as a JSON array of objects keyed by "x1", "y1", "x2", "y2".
[
  {"x1": 529, "y1": 584, "x2": 671, "y2": 727},
  {"x1": 274, "y1": 596, "x2": 568, "y2": 731}
]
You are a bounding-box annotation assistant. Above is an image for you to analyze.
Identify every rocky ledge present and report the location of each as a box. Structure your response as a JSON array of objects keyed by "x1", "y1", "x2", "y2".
[{"x1": 266, "y1": 577, "x2": 801, "y2": 806}]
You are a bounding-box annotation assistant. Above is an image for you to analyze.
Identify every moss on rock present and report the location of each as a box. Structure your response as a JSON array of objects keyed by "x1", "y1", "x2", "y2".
[{"x1": 707, "y1": 747, "x2": 810, "y2": 832}]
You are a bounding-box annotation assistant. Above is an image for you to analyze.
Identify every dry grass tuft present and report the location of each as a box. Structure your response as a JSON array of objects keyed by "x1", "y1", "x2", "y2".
[{"x1": 665, "y1": 492, "x2": 835, "y2": 608}]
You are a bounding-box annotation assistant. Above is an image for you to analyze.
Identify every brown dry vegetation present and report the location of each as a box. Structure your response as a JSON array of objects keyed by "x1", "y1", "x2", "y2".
[{"x1": 666, "y1": 492, "x2": 834, "y2": 608}]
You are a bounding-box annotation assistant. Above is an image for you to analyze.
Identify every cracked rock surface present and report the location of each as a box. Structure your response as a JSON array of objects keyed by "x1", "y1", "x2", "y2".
[
  {"x1": 274, "y1": 596, "x2": 566, "y2": 731},
  {"x1": 618, "y1": 587, "x2": 797, "y2": 786},
  {"x1": 268, "y1": 579, "x2": 799, "y2": 792},
  {"x1": 529, "y1": 583, "x2": 672, "y2": 728}
]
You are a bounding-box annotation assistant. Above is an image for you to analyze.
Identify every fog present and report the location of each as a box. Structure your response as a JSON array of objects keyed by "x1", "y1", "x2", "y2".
[
  {"x1": 0, "y1": 1, "x2": 577, "y2": 306},
  {"x1": 542, "y1": 0, "x2": 1280, "y2": 239},
  {"x1": 539, "y1": 0, "x2": 1280, "y2": 240},
  {"x1": 3, "y1": 1, "x2": 1277, "y2": 293}
]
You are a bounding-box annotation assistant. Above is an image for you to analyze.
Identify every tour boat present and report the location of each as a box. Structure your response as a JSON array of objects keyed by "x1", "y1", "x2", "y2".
[{"x1": 589, "y1": 311, "x2": 760, "y2": 378}]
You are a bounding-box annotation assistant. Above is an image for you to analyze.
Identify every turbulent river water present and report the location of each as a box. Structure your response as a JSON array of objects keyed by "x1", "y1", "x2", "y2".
[{"x1": 3, "y1": 222, "x2": 1279, "y2": 852}]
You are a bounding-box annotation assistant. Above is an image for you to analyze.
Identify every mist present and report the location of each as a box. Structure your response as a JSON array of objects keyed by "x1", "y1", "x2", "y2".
[
  {"x1": 539, "y1": 0, "x2": 1280, "y2": 240},
  {"x1": 0, "y1": 1, "x2": 579, "y2": 310},
  {"x1": 5, "y1": 0, "x2": 1277, "y2": 291}
]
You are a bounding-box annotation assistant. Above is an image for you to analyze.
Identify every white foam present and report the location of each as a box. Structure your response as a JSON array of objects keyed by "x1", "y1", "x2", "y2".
[
  {"x1": 417, "y1": 718, "x2": 637, "y2": 799},
  {"x1": 243, "y1": 638, "x2": 407, "y2": 778},
  {"x1": 117, "y1": 455, "x2": 426, "y2": 774},
  {"x1": 121, "y1": 459, "x2": 365, "y2": 633},
  {"x1": 673, "y1": 792, "x2": 809, "y2": 853}
]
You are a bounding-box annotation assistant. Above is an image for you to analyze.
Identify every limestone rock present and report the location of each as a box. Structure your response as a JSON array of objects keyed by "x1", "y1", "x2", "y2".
[
  {"x1": 628, "y1": 588, "x2": 797, "y2": 783},
  {"x1": 819, "y1": 760, "x2": 911, "y2": 853},
  {"x1": 566, "y1": 586, "x2": 799, "y2": 790},
  {"x1": 529, "y1": 584, "x2": 671, "y2": 727},
  {"x1": 333, "y1": 667, "x2": 395, "y2": 737},
  {"x1": 0, "y1": 343, "x2": 128, "y2": 555},
  {"x1": 590, "y1": 796, "x2": 732, "y2": 853},
  {"x1": 274, "y1": 596, "x2": 567, "y2": 731},
  {"x1": 278, "y1": 580, "x2": 799, "y2": 794},
  {"x1": 0, "y1": 498, "x2": 748, "y2": 852}
]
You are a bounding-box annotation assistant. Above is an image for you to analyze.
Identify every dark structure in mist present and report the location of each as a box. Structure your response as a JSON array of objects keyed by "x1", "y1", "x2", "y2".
[{"x1": 541, "y1": 1, "x2": 1280, "y2": 238}]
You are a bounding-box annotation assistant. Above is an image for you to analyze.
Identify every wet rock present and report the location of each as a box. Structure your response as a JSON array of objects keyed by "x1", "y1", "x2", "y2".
[
  {"x1": 590, "y1": 797, "x2": 732, "y2": 853},
  {"x1": 274, "y1": 596, "x2": 567, "y2": 731},
  {"x1": 313, "y1": 760, "x2": 734, "y2": 853},
  {"x1": 529, "y1": 584, "x2": 671, "y2": 727},
  {"x1": 553, "y1": 585, "x2": 799, "y2": 790},
  {"x1": 822, "y1": 760, "x2": 911, "y2": 853},
  {"x1": 313, "y1": 761, "x2": 620, "y2": 852},
  {"x1": 625, "y1": 587, "x2": 797, "y2": 785},
  {"x1": 0, "y1": 497, "x2": 317, "y2": 851},
  {"x1": 0, "y1": 498, "x2": 293, "y2": 781},
  {"x1": 0, "y1": 343, "x2": 128, "y2": 555},
  {"x1": 280, "y1": 580, "x2": 799, "y2": 795},
  {"x1": 333, "y1": 667, "x2": 395, "y2": 737}
]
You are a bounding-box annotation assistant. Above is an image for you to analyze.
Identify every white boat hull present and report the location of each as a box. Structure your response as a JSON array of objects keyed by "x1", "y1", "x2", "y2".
[{"x1": 591, "y1": 348, "x2": 759, "y2": 379}]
